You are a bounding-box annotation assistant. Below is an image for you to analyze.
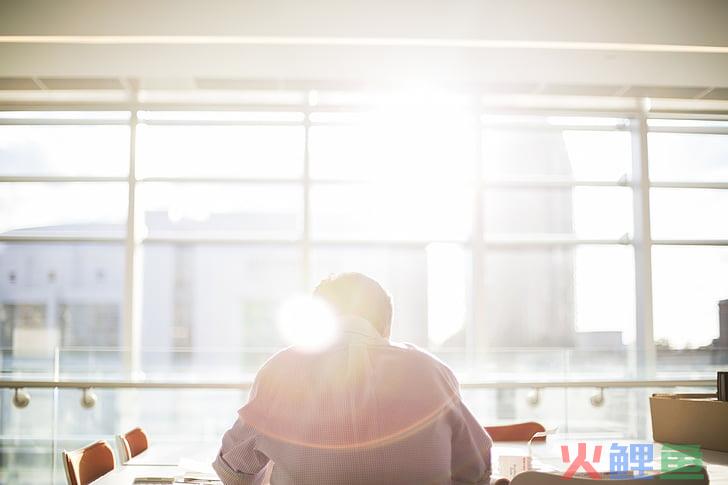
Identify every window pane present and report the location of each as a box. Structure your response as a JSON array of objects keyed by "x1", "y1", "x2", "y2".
[
  {"x1": 650, "y1": 188, "x2": 728, "y2": 239},
  {"x1": 484, "y1": 187, "x2": 632, "y2": 238},
  {"x1": 309, "y1": 113, "x2": 477, "y2": 181},
  {"x1": 311, "y1": 245, "x2": 471, "y2": 356},
  {"x1": 0, "y1": 124, "x2": 129, "y2": 176},
  {"x1": 483, "y1": 128, "x2": 631, "y2": 180},
  {"x1": 649, "y1": 132, "x2": 728, "y2": 182},
  {"x1": 0, "y1": 183, "x2": 127, "y2": 236},
  {"x1": 136, "y1": 124, "x2": 304, "y2": 178},
  {"x1": 0, "y1": 243, "x2": 124, "y2": 358},
  {"x1": 141, "y1": 244, "x2": 301, "y2": 376},
  {"x1": 574, "y1": 246, "x2": 635, "y2": 341},
  {"x1": 136, "y1": 183, "x2": 302, "y2": 239},
  {"x1": 652, "y1": 246, "x2": 728, "y2": 348},
  {"x1": 60, "y1": 304, "x2": 120, "y2": 347},
  {"x1": 311, "y1": 185, "x2": 473, "y2": 241},
  {"x1": 484, "y1": 246, "x2": 634, "y2": 347}
]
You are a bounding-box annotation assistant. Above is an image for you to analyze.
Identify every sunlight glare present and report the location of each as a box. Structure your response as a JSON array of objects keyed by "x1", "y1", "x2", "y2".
[{"x1": 276, "y1": 295, "x2": 340, "y2": 352}]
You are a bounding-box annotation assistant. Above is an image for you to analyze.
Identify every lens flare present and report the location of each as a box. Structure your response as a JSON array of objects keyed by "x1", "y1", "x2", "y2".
[{"x1": 276, "y1": 295, "x2": 339, "y2": 352}]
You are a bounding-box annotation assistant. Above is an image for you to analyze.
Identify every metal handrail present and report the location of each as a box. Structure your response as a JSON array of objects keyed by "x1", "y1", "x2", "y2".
[{"x1": 0, "y1": 378, "x2": 714, "y2": 390}]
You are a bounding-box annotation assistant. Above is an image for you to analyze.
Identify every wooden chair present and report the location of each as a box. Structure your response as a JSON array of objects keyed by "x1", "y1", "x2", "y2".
[
  {"x1": 115, "y1": 426, "x2": 149, "y2": 464},
  {"x1": 509, "y1": 466, "x2": 708, "y2": 485},
  {"x1": 484, "y1": 422, "x2": 546, "y2": 442},
  {"x1": 62, "y1": 440, "x2": 115, "y2": 485}
]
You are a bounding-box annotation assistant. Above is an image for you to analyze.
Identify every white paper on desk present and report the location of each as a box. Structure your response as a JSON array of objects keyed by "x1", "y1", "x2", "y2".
[
  {"x1": 178, "y1": 457, "x2": 216, "y2": 475},
  {"x1": 499, "y1": 455, "x2": 532, "y2": 479}
]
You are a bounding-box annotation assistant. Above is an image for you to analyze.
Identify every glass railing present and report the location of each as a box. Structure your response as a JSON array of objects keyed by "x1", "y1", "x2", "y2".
[{"x1": 0, "y1": 346, "x2": 722, "y2": 484}]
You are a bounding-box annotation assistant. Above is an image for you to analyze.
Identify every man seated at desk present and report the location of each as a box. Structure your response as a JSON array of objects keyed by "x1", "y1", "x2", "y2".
[{"x1": 214, "y1": 272, "x2": 492, "y2": 484}]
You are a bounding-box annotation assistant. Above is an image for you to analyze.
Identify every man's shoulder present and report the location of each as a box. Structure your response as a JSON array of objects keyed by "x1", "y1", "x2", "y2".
[
  {"x1": 255, "y1": 341, "x2": 459, "y2": 388},
  {"x1": 387, "y1": 341, "x2": 459, "y2": 380},
  {"x1": 256, "y1": 345, "x2": 299, "y2": 372}
]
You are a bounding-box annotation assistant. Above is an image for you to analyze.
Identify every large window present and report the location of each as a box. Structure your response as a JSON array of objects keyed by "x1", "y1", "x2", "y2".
[
  {"x1": 1, "y1": 106, "x2": 726, "y2": 373},
  {"x1": 648, "y1": 119, "x2": 728, "y2": 349}
]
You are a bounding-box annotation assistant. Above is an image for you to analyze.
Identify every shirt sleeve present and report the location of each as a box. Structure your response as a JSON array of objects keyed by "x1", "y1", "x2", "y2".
[
  {"x1": 213, "y1": 374, "x2": 271, "y2": 485},
  {"x1": 445, "y1": 369, "x2": 492, "y2": 485}
]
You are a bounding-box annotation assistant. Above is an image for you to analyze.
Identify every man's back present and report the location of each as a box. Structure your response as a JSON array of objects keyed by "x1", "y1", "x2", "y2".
[{"x1": 214, "y1": 316, "x2": 492, "y2": 485}]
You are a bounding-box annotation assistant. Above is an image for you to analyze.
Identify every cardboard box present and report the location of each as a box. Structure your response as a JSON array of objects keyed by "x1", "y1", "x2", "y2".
[{"x1": 650, "y1": 393, "x2": 728, "y2": 452}]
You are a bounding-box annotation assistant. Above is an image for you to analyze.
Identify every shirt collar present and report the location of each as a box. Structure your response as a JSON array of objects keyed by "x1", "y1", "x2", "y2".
[{"x1": 339, "y1": 315, "x2": 387, "y2": 344}]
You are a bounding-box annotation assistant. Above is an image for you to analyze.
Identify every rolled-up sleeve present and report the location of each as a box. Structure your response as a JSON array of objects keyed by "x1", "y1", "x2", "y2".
[
  {"x1": 213, "y1": 372, "x2": 270, "y2": 485},
  {"x1": 213, "y1": 416, "x2": 269, "y2": 485}
]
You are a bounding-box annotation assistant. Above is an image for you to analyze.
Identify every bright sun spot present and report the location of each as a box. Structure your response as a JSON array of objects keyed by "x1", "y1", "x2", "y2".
[{"x1": 276, "y1": 295, "x2": 340, "y2": 352}]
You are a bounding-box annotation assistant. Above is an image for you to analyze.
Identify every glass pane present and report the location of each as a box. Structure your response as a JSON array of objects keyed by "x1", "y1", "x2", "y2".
[
  {"x1": 0, "y1": 243, "x2": 124, "y2": 365},
  {"x1": 650, "y1": 188, "x2": 728, "y2": 239},
  {"x1": 652, "y1": 246, "x2": 728, "y2": 348},
  {"x1": 649, "y1": 132, "x2": 728, "y2": 182},
  {"x1": 0, "y1": 387, "x2": 54, "y2": 482},
  {"x1": 136, "y1": 182, "x2": 302, "y2": 239},
  {"x1": 309, "y1": 113, "x2": 477, "y2": 181},
  {"x1": 483, "y1": 128, "x2": 631, "y2": 180},
  {"x1": 311, "y1": 184, "x2": 473, "y2": 241},
  {"x1": 311, "y1": 245, "x2": 472, "y2": 354},
  {"x1": 484, "y1": 246, "x2": 634, "y2": 347},
  {"x1": 0, "y1": 183, "x2": 127, "y2": 236},
  {"x1": 136, "y1": 124, "x2": 304, "y2": 178},
  {"x1": 141, "y1": 244, "x2": 301, "y2": 376},
  {"x1": 460, "y1": 387, "x2": 564, "y2": 430},
  {"x1": 484, "y1": 187, "x2": 633, "y2": 238},
  {"x1": 656, "y1": 348, "x2": 727, "y2": 378},
  {"x1": 574, "y1": 246, "x2": 635, "y2": 342},
  {"x1": 0, "y1": 124, "x2": 129, "y2": 176}
]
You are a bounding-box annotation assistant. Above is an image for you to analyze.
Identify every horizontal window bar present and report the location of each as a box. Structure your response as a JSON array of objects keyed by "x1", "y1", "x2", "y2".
[
  {"x1": 137, "y1": 176, "x2": 303, "y2": 184},
  {"x1": 138, "y1": 110, "x2": 304, "y2": 122},
  {"x1": 0, "y1": 234, "x2": 124, "y2": 243},
  {"x1": 0, "y1": 235, "x2": 643, "y2": 246},
  {"x1": 652, "y1": 239, "x2": 728, "y2": 246},
  {"x1": 138, "y1": 119, "x2": 304, "y2": 127},
  {"x1": 483, "y1": 237, "x2": 632, "y2": 247},
  {"x1": 650, "y1": 181, "x2": 728, "y2": 189},
  {"x1": 1, "y1": 101, "x2": 727, "y2": 119},
  {"x1": 0, "y1": 176, "x2": 128, "y2": 183},
  {"x1": 483, "y1": 179, "x2": 630, "y2": 188},
  {"x1": 141, "y1": 236, "x2": 301, "y2": 245},
  {"x1": 4, "y1": 177, "x2": 723, "y2": 189},
  {"x1": 647, "y1": 126, "x2": 728, "y2": 135},
  {"x1": 0, "y1": 118, "x2": 130, "y2": 125}
]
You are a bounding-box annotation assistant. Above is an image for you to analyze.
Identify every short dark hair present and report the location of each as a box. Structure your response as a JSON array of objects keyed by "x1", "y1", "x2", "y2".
[{"x1": 313, "y1": 272, "x2": 392, "y2": 337}]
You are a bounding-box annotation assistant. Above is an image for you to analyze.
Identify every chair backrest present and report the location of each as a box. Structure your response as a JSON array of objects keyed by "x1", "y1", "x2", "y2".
[
  {"x1": 62, "y1": 440, "x2": 115, "y2": 485},
  {"x1": 484, "y1": 422, "x2": 546, "y2": 442},
  {"x1": 509, "y1": 466, "x2": 709, "y2": 485},
  {"x1": 116, "y1": 427, "x2": 149, "y2": 463}
]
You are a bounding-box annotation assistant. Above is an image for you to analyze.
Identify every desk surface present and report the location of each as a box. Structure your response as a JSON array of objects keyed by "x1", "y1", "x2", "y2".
[
  {"x1": 92, "y1": 466, "x2": 184, "y2": 485},
  {"x1": 97, "y1": 439, "x2": 728, "y2": 484},
  {"x1": 125, "y1": 442, "x2": 218, "y2": 467}
]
